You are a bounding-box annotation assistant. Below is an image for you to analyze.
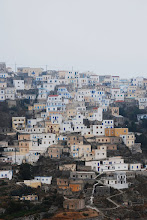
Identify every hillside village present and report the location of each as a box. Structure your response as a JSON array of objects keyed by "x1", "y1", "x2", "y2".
[{"x1": 0, "y1": 62, "x2": 147, "y2": 219}]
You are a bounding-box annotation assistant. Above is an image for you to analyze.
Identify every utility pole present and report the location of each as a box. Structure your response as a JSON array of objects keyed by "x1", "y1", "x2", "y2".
[
  {"x1": 46, "y1": 65, "x2": 48, "y2": 71},
  {"x1": 15, "y1": 63, "x2": 17, "y2": 73},
  {"x1": 15, "y1": 147, "x2": 16, "y2": 164}
]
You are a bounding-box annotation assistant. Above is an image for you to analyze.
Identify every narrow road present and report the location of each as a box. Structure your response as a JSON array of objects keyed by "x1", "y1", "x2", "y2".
[
  {"x1": 88, "y1": 172, "x2": 125, "y2": 219},
  {"x1": 86, "y1": 205, "x2": 105, "y2": 218},
  {"x1": 90, "y1": 173, "x2": 104, "y2": 204},
  {"x1": 102, "y1": 189, "x2": 124, "y2": 210},
  {"x1": 86, "y1": 172, "x2": 110, "y2": 219}
]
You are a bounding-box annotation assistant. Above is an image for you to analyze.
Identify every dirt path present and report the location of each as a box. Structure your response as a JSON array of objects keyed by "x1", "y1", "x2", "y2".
[
  {"x1": 87, "y1": 173, "x2": 125, "y2": 219},
  {"x1": 102, "y1": 189, "x2": 123, "y2": 210}
]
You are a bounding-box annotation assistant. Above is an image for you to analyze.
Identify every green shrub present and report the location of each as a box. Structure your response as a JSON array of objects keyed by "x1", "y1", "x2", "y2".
[{"x1": 83, "y1": 213, "x2": 89, "y2": 216}]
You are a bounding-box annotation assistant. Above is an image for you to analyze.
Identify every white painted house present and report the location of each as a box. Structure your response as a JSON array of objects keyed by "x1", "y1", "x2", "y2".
[
  {"x1": 5, "y1": 87, "x2": 15, "y2": 100},
  {"x1": 34, "y1": 176, "x2": 52, "y2": 184},
  {"x1": 103, "y1": 171, "x2": 128, "y2": 189},
  {"x1": 129, "y1": 163, "x2": 141, "y2": 171},
  {"x1": 88, "y1": 107, "x2": 103, "y2": 122},
  {"x1": 13, "y1": 80, "x2": 24, "y2": 90},
  {"x1": 102, "y1": 120, "x2": 114, "y2": 129},
  {"x1": 0, "y1": 89, "x2": 5, "y2": 101},
  {"x1": 94, "y1": 145, "x2": 107, "y2": 160},
  {"x1": 0, "y1": 170, "x2": 13, "y2": 180},
  {"x1": 85, "y1": 157, "x2": 128, "y2": 173},
  {"x1": 93, "y1": 125, "x2": 105, "y2": 136}
]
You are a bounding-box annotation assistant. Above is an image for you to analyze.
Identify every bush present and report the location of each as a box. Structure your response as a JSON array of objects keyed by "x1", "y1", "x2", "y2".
[
  {"x1": 0, "y1": 180, "x2": 8, "y2": 186},
  {"x1": 11, "y1": 185, "x2": 35, "y2": 197},
  {"x1": 136, "y1": 134, "x2": 147, "y2": 150},
  {"x1": 19, "y1": 163, "x2": 34, "y2": 180},
  {"x1": 42, "y1": 212, "x2": 54, "y2": 218},
  {"x1": 83, "y1": 213, "x2": 89, "y2": 216}
]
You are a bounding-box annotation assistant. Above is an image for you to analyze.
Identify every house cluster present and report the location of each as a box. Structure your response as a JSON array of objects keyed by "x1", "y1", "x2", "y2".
[
  {"x1": 0, "y1": 64, "x2": 147, "y2": 109},
  {"x1": 0, "y1": 63, "x2": 146, "y2": 209}
]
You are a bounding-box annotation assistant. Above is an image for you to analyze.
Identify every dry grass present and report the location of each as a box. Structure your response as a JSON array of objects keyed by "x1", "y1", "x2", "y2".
[{"x1": 47, "y1": 208, "x2": 99, "y2": 220}]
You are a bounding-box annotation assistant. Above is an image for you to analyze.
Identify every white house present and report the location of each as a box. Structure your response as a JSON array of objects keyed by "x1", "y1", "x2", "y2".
[
  {"x1": 78, "y1": 77, "x2": 88, "y2": 88},
  {"x1": 46, "y1": 95, "x2": 65, "y2": 112},
  {"x1": 132, "y1": 77, "x2": 144, "y2": 87},
  {"x1": 111, "y1": 76, "x2": 120, "y2": 86},
  {"x1": 43, "y1": 82, "x2": 56, "y2": 91},
  {"x1": 0, "y1": 89, "x2": 5, "y2": 101},
  {"x1": 0, "y1": 73, "x2": 8, "y2": 78},
  {"x1": 72, "y1": 124, "x2": 87, "y2": 133},
  {"x1": 11, "y1": 155, "x2": 25, "y2": 165},
  {"x1": 50, "y1": 114, "x2": 63, "y2": 124},
  {"x1": 75, "y1": 94, "x2": 84, "y2": 102},
  {"x1": 85, "y1": 157, "x2": 128, "y2": 173},
  {"x1": 13, "y1": 80, "x2": 24, "y2": 90},
  {"x1": 102, "y1": 120, "x2": 114, "y2": 129},
  {"x1": 0, "y1": 170, "x2": 13, "y2": 180},
  {"x1": 93, "y1": 125, "x2": 105, "y2": 136},
  {"x1": 114, "y1": 93, "x2": 124, "y2": 102},
  {"x1": 30, "y1": 133, "x2": 56, "y2": 153},
  {"x1": 129, "y1": 163, "x2": 141, "y2": 171},
  {"x1": 57, "y1": 87, "x2": 72, "y2": 99},
  {"x1": 72, "y1": 114, "x2": 84, "y2": 126},
  {"x1": 88, "y1": 107, "x2": 103, "y2": 122},
  {"x1": 27, "y1": 118, "x2": 43, "y2": 128},
  {"x1": 77, "y1": 89, "x2": 92, "y2": 97},
  {"x1": 5, "y1": 87, "x2": 15, "y2": 100},
  {"x1": 103, "y1": 171, "x2": 128, "y2": 189},
  {"x1": 94, "y1": 145, "x2": 107, "y2": 160},
  {"x1": 34, "y1": 176, "x2": 52, "y2": 184},
  {"x1": 111, "y1": 88, "x2": 120, "y2": 99},
  {"x1": 31, "y1": 133, "x2": 56, "y2": 144},
  {"x1": 24, "y1": 127, "x2": 46, "y2": 133},
  {"x1": 89, "y1": 75, "x2": 100, "y2": 85},
  {"x1": 0, "y1": 82, "x2": 7, "y2": 88},
  {"x1": 65, "y1": 71, "x2": 79, "y2": 80},
  {"x1": 22, "y1": 94, "x2": 36, "y2": 100},
  {"x1": 81, "y1": 128, "x2": 93, "y2": 137},
  {"x1": 138, "y1": 98, "x2": 147, "y2": 109},
  {"x1": 37, "y1": 86, "x2": 50, "y2": 100},
  {"x1": 60, "y1": 121, "x2": 72, "y2": 133}
]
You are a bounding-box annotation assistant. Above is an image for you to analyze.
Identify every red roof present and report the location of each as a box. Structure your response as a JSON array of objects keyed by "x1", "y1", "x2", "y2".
[
  {"x1": 48, "y1": 95, "x2": 58, "y2": 97},
  {"x1": 115, "y1": 100, "x2": 124, "y2": 102}
]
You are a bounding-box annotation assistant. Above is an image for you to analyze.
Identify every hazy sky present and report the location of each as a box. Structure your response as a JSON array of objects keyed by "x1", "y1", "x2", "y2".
[{"x1": 0, "y1": 0, "x2": 147, "y2": 77}]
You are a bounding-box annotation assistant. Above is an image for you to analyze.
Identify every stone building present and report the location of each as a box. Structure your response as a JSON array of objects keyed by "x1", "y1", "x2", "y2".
[
  {"x1": 63, "y1": 198, "x2": 85, "y2": 210},
  {"x1": 48, "y1": 147, "x2": 62, "y2": 159},
  {"x1": 95, "y1": 186, "x2": 110, "y2": 196},
  {"x1": 67, "y1": 134, "x2": 83, "y2": 146},
  {"x1": 70, "y1": 171, "x2": 96, "y2": 180}
]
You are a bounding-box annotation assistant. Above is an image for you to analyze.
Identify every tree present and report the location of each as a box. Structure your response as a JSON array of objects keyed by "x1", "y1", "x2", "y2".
[
  {"x1": 11, "y1": 185, "x2": 35, "y2": 196},
  {"x1": 19, "y1": 163, "x2": 34, "y2": 180},
  {"x1": 136, "y1": 134, "x2": 147, "y2": 150},
  {"x1": 141, "y1": 119, "x2": 147, "y2": 129}
]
